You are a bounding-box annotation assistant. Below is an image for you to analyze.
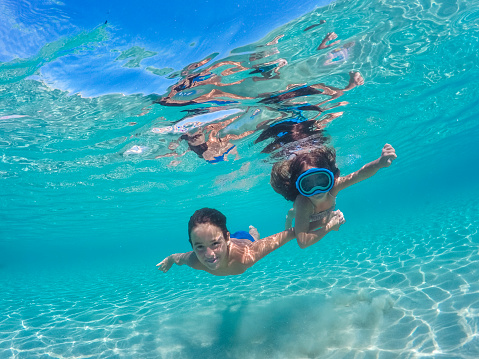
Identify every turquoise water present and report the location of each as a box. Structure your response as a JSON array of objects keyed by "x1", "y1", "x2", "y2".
[{"x1": 1, "y1": 0, "x2": 479, "y2": 357}]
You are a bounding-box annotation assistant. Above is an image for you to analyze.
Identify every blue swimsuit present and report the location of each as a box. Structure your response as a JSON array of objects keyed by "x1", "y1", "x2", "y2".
[
  {"x1": 206, "y1": 145, "x2": 236, "y2": 164},
  {"x1": 230, "y1": 231, "x2": 255, "y2": 242}
]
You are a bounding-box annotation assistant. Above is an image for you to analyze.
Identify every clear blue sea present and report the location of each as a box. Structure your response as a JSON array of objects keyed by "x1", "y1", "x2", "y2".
[{"x1": 1, "y1": 0, "x2": 479, "y2": 357}]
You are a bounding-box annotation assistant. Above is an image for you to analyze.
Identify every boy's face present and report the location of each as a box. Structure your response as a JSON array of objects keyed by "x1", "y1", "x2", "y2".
[{"x1": 190, "y1": 223, "x2": 229, "y2": 271}]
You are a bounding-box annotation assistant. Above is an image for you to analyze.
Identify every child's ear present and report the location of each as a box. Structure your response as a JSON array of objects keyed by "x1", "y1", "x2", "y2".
[{"x1": 226, "y1": 232, "x2": 231, "y2": 241}]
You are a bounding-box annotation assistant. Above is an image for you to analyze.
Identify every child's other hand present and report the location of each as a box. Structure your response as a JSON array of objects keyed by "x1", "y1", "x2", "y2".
[
  {"x1": 325, "y1": 210, "x2": 346, "y2": 232},
  {"x1": 156, "y1": 256, "x2": 173, "y2": 273},
  {"x1": 379, "y1": 143, "x2": 397, "y2": 167}
]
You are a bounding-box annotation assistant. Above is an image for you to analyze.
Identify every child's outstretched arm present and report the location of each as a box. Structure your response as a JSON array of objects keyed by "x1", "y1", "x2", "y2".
[
  {"x1": 241, "y1": 228, "x2": 295, "y2": 266},
  {"x1": 156, "y1": 252, "x2": 201, "y2": 273},
  {"x1": 333, "y1": 143, "x2": 397, "y2": 194}
]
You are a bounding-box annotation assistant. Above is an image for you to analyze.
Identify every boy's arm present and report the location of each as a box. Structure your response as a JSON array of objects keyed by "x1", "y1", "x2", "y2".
[
  {"x1": 156, "y1": 251, "x2": 201, "y2": 273},
  {"x1": 333, "y1": 143, "x2": 397, "y2": 194},
  {"x1": 246, "y1": 228, "x2": 296, "y2": 265}
]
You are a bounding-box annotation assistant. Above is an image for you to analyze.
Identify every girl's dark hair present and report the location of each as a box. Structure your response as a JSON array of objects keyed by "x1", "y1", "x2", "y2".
[
  {"x1": 270, "y1": 146, "x2": 338, "y2": 201},
  {"x1": 188, "y1": 208, "x2": 229, "y2": 245},
  {"x1": 255, "y1": 120, "x2": 330, "y2": 157},
  {"x1": 255, "y1": 119, "x2": 313, "y2": 145}
]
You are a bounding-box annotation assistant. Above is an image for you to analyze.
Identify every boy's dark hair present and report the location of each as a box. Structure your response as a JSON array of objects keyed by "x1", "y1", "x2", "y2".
[
  {"x1": 270, "y1": 146, "x2": 338, "y2": 202},
  {"x1": 180, "y1": 133, "x2": 208, "y2": 157},
  {"x1": 188, "y1": 208, "x2": 229, "y2": 245}
]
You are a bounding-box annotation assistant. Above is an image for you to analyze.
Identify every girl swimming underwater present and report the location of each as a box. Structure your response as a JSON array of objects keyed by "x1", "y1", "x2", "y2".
[{"x1": 270, "y1": 144, "x2": 397, "y2": 248}]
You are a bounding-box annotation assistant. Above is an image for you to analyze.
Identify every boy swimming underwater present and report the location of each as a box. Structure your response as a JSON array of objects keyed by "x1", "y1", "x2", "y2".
[{"x1": 157, "y1": 207, "x2": 342, "y2": 276}]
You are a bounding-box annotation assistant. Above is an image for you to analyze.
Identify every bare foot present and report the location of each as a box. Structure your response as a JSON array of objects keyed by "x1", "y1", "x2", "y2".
[
  {"x1": 318, "y1": 32, "x2": 340, "y2": 50},
  {"x1": 326, "y1": 32, "x2": 338, "y2": 41},
  {"x1": 249, "y1": 225, "x2": 260, "y2": 241},
  {"x1": 344, "y1": 71, "x2": 364, "y2": 91},
  {"x1": 325, "y1": 210, "x2": 346, "y2": 232}
]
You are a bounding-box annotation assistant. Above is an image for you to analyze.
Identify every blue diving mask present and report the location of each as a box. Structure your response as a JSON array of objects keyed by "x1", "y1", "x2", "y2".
[{"x1": 295, "y1": 168, "x2": 334, "y2": 197}]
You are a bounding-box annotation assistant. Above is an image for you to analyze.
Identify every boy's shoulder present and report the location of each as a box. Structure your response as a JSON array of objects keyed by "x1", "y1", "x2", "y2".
[
  {"x1": 228, "y1": 239, "x2": 255, "y2": 265},
  {"x1": 230, "y1": 237, "x2": 254, "y2": 246}
]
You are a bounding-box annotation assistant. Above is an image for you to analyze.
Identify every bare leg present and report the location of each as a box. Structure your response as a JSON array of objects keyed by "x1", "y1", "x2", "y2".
[
  {"x1": 323, "y1": 101, "x2": 349, "y2": 110},
  {"x1": 310, "y1": 72, "x2": 364, "y2": 106},
  {"x1": 304, "y1": 20, "x2": 327, "y2": 32},
  {"x1": 215, "y1": 79, "x2": 246, "y2": 86},
  {"x1": 201, "y1": 88, "x2": 254, "y2": 101},
  {"x1": 313, "y1": 112, "x2": 344, "y2": 127},
  {"x1": 344, "y1": 71, "x2": 364, "y2": 91},
  {"x1": 208, "y1": 61, "x2": 249, "y2": 75},
  {"x1": 266, "y1": 34, "x2": 285, "y2": 46},
  {"x1": 223, "y1": 130, "x2": 255, "y2": 142},
  {"x1": 311, "y1": 72, "x2": 364, "y2": 94}
]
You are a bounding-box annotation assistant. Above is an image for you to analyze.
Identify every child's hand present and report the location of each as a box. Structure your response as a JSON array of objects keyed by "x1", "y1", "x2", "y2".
[
  {"x1": 378, "y1": 143, "x2": 397, "y2": 168},
  {"x1": 156, "y1": 256, "x2": 173, "y2": 273},
  {"x1": 325, "y1": 210, "x2": 346, "y2": 232}
]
